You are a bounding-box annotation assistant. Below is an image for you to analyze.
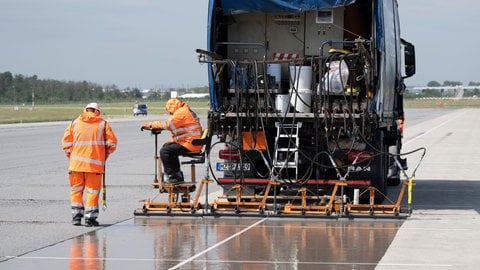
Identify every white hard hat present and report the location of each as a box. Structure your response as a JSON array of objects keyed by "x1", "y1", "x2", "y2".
[{"x1": 85, "y1": 102, "x2": 100, "y2": 111}]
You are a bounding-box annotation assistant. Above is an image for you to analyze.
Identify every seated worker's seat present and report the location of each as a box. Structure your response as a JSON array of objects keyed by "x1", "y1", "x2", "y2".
[
  {"x1": 148, "y1": 129, "x2": 211, "y2": 212},
  {"x1": 181, "y1": 129, "x2": 210, "y2": 182}
]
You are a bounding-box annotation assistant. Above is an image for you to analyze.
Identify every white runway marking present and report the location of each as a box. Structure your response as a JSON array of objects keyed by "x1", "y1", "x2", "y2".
[
  {"x1": 168, "y1": 217, "x2": 268, "y2": 270},
  {"x1": 7, "y1": 256, "x2": 452, "y2": 268},
  {"x1": 404, "y1": 109, "x2": 466, "y2": 145}
]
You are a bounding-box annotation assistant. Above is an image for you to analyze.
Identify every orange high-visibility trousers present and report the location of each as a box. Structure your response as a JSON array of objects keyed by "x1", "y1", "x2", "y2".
[{"x1": 69, "y1": 171, "x2": 102, "y2": 220}]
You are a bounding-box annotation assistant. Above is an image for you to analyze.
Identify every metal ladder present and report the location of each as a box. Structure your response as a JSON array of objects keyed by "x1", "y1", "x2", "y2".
[{"x1": 273, "y1": 122, "x2": 302, "y2": 180}]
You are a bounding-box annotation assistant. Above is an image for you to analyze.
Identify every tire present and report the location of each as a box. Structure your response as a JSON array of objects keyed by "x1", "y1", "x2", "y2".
[
  {"x1": 366, "y1": 130, "x2": 387, "y2": 204},
  {"x1": 387, "y1": 140, "x2": 402, "y2": 187},
  {"x1": 387, "y1": 176, "x2": 401, "y2": 186}
]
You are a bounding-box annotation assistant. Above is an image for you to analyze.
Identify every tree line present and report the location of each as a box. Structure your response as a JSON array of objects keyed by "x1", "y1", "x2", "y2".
[
  {"x1": 0, "y1": 71, "x2": 208, "y2": 105},
  {"x1": 2, "y1": 71, "x2": 478, "y2": 105},
  {"x1": 427, "y1": 80, "x2": 480, "y2": 87},
  {"x1": 403, "y1": 80, "x2": 480, "y2": 99}
]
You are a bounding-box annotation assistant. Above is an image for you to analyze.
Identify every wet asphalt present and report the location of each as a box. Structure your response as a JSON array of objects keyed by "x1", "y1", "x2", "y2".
[{"x1": 1, "y1": 108, "x2": 479, "y2": 269}]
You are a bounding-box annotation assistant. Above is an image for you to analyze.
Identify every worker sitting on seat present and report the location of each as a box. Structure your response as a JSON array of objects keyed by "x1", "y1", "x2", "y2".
[{"x1": 141, "y1": 98, "x2": 202, "y2": 184}]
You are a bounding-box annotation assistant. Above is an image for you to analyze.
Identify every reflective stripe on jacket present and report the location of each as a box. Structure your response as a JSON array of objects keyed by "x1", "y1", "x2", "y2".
[
  {"x1": 149, "y1": 104, "x2": 202, "y2": 152},
  {"x1": 62, "y1": 111, "x2": 118, "y2": 173}
]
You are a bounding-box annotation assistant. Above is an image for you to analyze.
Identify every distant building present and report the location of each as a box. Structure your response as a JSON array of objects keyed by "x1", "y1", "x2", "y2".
[
  {"x1": 141, "y1": 89, "x2": 151, "y2": 99},
  {"x1": 178, "y1": 93, "x2": 209, "y2": 98}
]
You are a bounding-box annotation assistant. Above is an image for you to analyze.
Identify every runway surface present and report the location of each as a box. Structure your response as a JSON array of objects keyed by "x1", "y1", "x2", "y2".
[
  {"x1": 1, "y1": 218, "x2": 404, "y2": 269},
  {"x1": 1, "y1": 108, "x2": 479, "y2": 269}
]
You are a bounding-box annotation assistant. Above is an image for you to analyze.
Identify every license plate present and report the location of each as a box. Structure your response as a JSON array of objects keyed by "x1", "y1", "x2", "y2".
[{"x1": 216, "y1": 162, "x2": 251, "y2": 171}]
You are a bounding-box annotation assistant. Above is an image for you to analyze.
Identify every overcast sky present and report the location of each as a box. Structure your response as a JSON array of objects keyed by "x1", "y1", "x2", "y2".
[{"x1": 1, "y1": 0, "x2": 479, "y2": 88}]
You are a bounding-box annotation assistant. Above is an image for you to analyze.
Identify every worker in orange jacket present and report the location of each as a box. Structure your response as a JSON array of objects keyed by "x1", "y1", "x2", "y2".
[
  {"x1": 141, "y1": 98, "x2": 202, "y2": 183},
  {"x1": 62, "y1": 103, "x2": 118, "y2": 226}
]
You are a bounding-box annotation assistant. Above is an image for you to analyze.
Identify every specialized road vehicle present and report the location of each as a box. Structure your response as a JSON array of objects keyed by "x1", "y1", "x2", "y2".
[
  {"x1": 199, "y1": 0, "x2": 415, "y2": 202},
  {"x1": 137, "y1": 0, "x2": 418, "y2": 217}
]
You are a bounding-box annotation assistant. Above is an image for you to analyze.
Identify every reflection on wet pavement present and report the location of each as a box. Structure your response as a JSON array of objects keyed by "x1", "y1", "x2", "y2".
[
  {"x1": 69, "y1": 232, "x2": 102, "y2": 270},
  {"x1": 1, "y1": 217, "x2": 403, "y2": 270}
]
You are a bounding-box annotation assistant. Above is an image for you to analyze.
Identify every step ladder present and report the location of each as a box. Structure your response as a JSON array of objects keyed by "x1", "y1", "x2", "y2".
[{"x1": 273, "y1": 122, "x2": 302, "y2": 180}]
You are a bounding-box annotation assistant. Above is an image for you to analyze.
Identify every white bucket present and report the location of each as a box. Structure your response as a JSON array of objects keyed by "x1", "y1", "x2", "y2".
[
  {"x1": 289, "y1": 66, "x2": 313, "y2": 90},
  {"x1": 275, "y1": 94, "x2": 290, "y2": 113},
  {"x1": 353, "y1": 189, "x2": 360, "y2": 205},
  {"x1": 289, "y1": 89, "x2": 312, "y2": 113},
  {"x1": 267, "y1": 64, "x2": 282, "y2": 84}
]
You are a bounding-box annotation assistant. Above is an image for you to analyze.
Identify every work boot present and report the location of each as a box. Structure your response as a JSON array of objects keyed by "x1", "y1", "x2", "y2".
[
  {"x1": 72, "y1": 214, "x2": 82, "y2": 226},
  {"x1": 85, "y1": 219, "x2": 99, "y2": 227},
  {"x1": 163, "y1": 174, "x2": 171, "y2": 183},
  {"x1": 167, "y1": 171, "x2": 184, "y2": 184}
]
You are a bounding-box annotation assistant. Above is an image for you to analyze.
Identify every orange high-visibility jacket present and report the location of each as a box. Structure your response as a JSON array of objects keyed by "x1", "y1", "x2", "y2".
[
  {"x1": 147, "y1": 102, "x2": 202, "y2": 152},
  {"x1": 62, "y1": 111, "x2": 118, "y2": 173}
]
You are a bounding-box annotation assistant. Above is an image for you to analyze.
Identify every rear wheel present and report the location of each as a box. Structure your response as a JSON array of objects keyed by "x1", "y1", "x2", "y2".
[
  {"x1": 387, "y1": 176, "x2": 401, "y2": 186},
  {"x1": 387, "y1": 135, "x2": 401, "y2": 186},
  {"x1": 366, "y1": 130, "x2": 388, "y2": 204}
]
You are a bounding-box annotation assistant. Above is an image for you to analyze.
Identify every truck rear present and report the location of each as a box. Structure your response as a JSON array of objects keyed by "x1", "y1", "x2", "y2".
[{"x1": 199, "y1": 0, "x2": 415, "y2": 202}]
